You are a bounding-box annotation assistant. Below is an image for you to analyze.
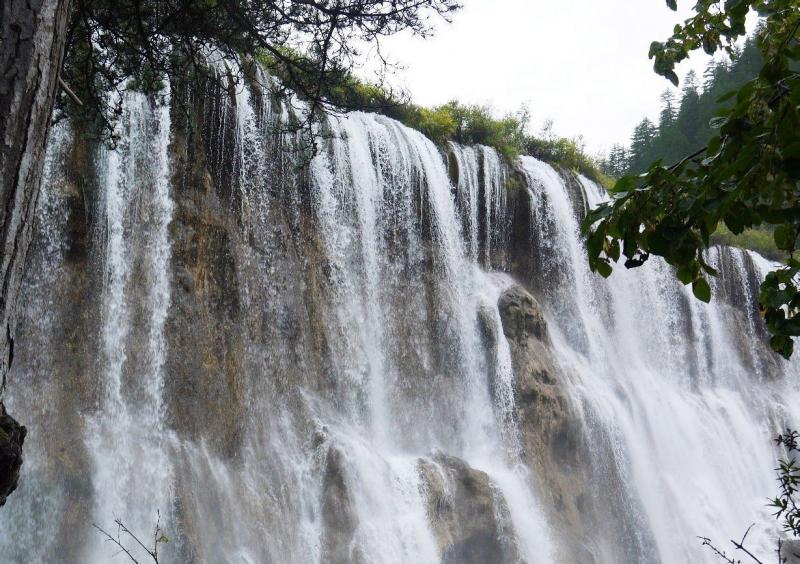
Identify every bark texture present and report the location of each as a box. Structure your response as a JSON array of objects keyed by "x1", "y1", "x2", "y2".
[{"x1": 0, "y1": 0, "x2": 71, "y2": 506}]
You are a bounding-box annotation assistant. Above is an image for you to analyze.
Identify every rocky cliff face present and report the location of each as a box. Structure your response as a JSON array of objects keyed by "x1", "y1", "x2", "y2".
[{"x1": 0, "y1": 62, "x2": 794, "y2": 564}]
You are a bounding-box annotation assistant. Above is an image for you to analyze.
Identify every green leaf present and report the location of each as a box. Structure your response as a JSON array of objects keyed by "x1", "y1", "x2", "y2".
[
  {"x1": 610, "y1": 175, "x2": 636, "y2": 194},
  {"x1": 709, "y1": 116, "x2": 728, "y2": 129},
  {"x1": 666, "y1": 0, "x2": 677, "y2": 10},
  {"x1": 693, "y1": 278, "x2": 711, "y2": 303},
  {"x1": 664, "y1": 69, "x2": 679, "y2": 86},
  {"x1": 784, "y1": 142, "x2": 800, "y2": 159},
  {"x1": 677, "y1": 265, "x2": 694, "y2": 285},
  {"x1": 771, "y1": 335, "x2": 794, "y2": 359},
  {"x1": 775, "y1": 225, "x2": 795, "y2": 251},
  {"x1": 606, "y1": 239, "x2": 621, "y2": 262},
  {"x1": 707, "y1": 135, "x2": 722, "y2": 155},
  {"x1": 596, "y1": 260, "x2": 613, "y2": 278}
]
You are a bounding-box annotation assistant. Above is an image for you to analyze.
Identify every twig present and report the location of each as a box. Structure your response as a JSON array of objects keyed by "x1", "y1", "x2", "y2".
[
  {"x1": 730, "y1": 524, "x2": 766, "y2": 564},
  {"x1": 92, "y1": 523, "x2": 141, "y2": 564},
  {"x1": 58, "y1": 77, "x2": 84, "y2": 107},
  {"x1": 700, "y1": 535, "x2": 739, "y2": 563},
  {"x1": 700, "y1": 525, "x2": 768, "y2": 564},
  {"x1": 92, "y1": 512, "x2": 165, "y2": 563}
]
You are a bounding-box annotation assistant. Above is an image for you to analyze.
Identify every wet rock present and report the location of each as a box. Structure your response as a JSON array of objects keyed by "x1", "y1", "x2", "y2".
[
  {"x1": 418, "y1": 453, "x2": 520, "y2": 564},
  {"x1": 321, "y1": 445, "x2": 360, "y2": 564},
  {"x1": 497, "y1": 284, "x2": 597, "y2": 560},
  {"x1": 164, "y1": 113, "x2": 246, "y2": 460},
  {"x1": 176, "y1": 267, "x2": 195, "y2": 293},
  {"x1": 497, "y1": 283, "x2": 660, "y2": 562},
  {"x1": 0, "y1": 402, "x2": 26, "y2": 507},
  {"x1": 497, "y1": 285, "x2": 573, "y2": 466},
  {"x1": 498, "y1": 285, "x2": 549, "y2": 343}
]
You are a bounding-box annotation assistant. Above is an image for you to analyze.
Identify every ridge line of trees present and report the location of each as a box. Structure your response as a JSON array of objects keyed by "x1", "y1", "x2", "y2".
[{"x1": 602, "y1": 32, "x2": 763, "y2": 179}]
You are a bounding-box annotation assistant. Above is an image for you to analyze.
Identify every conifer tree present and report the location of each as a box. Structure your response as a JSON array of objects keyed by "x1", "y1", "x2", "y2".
[
  {"x1": 628, "y1": 118, "x2": 658, "y2": 173},
  {"x1": 658, "y1": 90, "x2": 678, "y2": 129}
]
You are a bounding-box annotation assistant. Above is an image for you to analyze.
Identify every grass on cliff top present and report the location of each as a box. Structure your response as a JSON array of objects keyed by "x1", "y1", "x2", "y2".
[
  {"x1": 384, "y1": 101, "x2": 608, "y2": 185},
  {"x1": 255, "y1": 51, "x2": 607, "y2": 184},
  {"x1": 255, "y1": 53, "x2": 779, "y2": 262}
]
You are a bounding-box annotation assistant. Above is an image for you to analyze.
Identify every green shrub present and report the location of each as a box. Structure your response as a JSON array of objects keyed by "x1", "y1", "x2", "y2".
[
  {"x1": 710, "y1": 225, "x2": 784, "y2": 261},
  {"x1": 253, "y1": 54, "x2": 606, "y2": 181}
]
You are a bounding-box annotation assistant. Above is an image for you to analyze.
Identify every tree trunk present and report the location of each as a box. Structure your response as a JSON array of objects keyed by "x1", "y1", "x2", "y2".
[{"x1": 0, "y1": 0, "x2": 71, "y2": 506}]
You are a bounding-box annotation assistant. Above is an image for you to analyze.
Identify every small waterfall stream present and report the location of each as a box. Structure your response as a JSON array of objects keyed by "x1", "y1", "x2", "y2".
[
  {"x1": 85, "y1": 92, "x2": 176, "y2": 558},
  {"x1": 0, "y1": 68, "x2": 797, "y2": 563}
]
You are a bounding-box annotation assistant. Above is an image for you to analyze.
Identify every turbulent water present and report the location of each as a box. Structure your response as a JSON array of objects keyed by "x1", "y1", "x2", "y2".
[{"x1": 0, "y1": 65, "x2": 798, "y2": 564}]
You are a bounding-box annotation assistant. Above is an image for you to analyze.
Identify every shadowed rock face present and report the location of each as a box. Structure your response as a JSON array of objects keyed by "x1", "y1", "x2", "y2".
[
  {"x1": 418, "y1": 453, "x2": 520, "y2": 564},
  {"x1": 0, "y1": 405, "x2": 25, "y2": 506},
  {"x1": 495, "y1": 285, "x2": 597, "y2": 560}
]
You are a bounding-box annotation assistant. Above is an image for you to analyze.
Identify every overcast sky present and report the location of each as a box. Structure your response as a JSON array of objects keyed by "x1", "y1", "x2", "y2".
[{"x1": 372, "y1": 0, "x2": 715, "y2": 155}]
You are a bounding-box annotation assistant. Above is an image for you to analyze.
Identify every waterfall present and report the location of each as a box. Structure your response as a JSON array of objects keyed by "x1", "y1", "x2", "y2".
[
  {"x1": 0, "y1": 66, "x2": 797, "y2": 564},
  {"x1": 519, "y1": 156, "x2": 799, "y2": 562},
  {"x1": 85, "y1": 90, "x2": 176, "y2": 561}
]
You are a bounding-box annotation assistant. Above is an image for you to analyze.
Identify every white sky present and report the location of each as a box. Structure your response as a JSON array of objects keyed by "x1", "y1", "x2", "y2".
[{"x1": 370, "y1": 0, "x2": 715, "y2": 156}]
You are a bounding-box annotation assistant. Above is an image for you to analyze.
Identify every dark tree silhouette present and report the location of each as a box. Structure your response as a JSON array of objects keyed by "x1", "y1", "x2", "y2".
[{"x1": 60, "y1": 0, "x2": 460, "y2": 136}]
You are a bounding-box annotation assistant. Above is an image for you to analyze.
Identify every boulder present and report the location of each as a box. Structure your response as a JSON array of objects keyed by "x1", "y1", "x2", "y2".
[
  {"x1": 498, "y1": 285, "x2": 549, "y2": 344},
  {"x1": 418, "y1": 453, "x2": 521, "y2": 564},
  {"x1": 321, "y1": 445, "x2": 360, "y2": 564},
  {"x1": 496, "y1": 283, "x2": 662, "y2": 562},
  {"x1": 496, "y1": 284, "x2": 596, "y2": 559},
  {"x1": 496, "y1": 285, "x2": 578, "y2": 468}
]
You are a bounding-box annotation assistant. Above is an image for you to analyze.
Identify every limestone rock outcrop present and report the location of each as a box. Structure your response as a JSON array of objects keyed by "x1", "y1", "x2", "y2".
[
  {"x1": 418, "y1": 453, "x2": 520, "y2": 564},
  {"x1": 321, "y1": 445, "x2": 360, "y2": 564},
  {"x1": 496, "y1": 284, "x2": 597, "y2": 561}
]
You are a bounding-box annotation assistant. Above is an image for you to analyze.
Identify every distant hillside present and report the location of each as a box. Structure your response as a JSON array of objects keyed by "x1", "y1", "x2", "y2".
[
  {"x1": 602, "y1": 34, "x2": 762, "y2": 177},
  {"x1": 600, "y1": 33, "x2": 782, "y2": 259}
]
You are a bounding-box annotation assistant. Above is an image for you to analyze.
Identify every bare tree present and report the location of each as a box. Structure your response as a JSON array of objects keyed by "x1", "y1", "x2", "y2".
[{"x1": 93, "y1": 511, "x2": 169, "y2": 563}]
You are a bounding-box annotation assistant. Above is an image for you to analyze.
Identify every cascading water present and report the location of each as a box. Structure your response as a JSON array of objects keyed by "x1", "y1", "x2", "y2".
[
  {"x1": 520, "y1": 155, "x2": 799, "y2": 562},
  {"x1": 83, "y1": 90, "x2": 176, "y2": 561},
  {"x1": 307, "y1": 111, "x2": 553, "y2": 562},
  {"x1": 0, "y1": 64, "x2": 797, "y2": 564}
]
